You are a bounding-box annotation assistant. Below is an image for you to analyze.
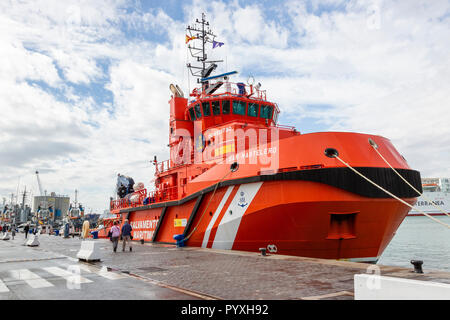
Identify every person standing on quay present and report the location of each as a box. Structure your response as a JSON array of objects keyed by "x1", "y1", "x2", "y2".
[
  {"x1": 110, "y1": 221, "x2": 121, "y2": 253},
  {"x1": 121, "y1": 219, "x2": 133, "y2": 252},
  {"x1": 81, "y1": 220, "x2": 90, "y2": 239},
  {"x1": 24, "y1": 223, "x2": 29, "y2": 239}
]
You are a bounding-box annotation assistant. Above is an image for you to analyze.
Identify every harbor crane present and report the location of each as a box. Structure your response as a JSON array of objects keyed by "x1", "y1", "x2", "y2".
[{"x1": 35, "y1": 170, "x2": 44, "y2": 196}]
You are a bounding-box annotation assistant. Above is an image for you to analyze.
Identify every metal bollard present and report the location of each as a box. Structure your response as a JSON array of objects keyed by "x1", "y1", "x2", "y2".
[
  {"x1": 410, "y1": 260, "x2": 424, "y2": 273},
  {"x1": 259, "y1": 248, "x2": 267, "y2": 256}
]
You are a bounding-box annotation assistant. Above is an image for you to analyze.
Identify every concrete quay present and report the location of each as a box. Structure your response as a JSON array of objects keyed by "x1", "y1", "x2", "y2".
[{"x1": 1, "y1": 234, "x2": 449, "y2": 300}]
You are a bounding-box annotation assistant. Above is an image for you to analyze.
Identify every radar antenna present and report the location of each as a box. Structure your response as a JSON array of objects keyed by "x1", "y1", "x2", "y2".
[{"x1": 186, "y1": 13, "x2": 223, "y2": 83}]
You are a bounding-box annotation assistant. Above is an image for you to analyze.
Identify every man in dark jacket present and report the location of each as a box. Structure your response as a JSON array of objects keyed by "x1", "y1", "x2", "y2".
[
  {"x1": 24, "y1": 224, "x2": 30, "y2": 238},
  {"x1": 121, "y1": 219, "x2": 133, "y2": 252}
]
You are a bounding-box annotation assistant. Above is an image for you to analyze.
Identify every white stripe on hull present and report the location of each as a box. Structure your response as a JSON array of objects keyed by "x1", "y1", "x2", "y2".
[
  {"x1": 202, "y1": 186, "x2": 234, "y2": 248},
  {"x1": 212, "y1": 182, "x2": 263, "y2": 250}
]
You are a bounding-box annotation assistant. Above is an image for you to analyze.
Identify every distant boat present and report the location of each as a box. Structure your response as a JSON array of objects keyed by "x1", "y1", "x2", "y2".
[{"x1": 408, "y1": 178, "x2": 450, "y2": 216}]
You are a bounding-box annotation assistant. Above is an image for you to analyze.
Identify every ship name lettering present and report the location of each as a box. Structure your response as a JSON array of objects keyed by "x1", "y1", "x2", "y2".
[
  {"x1": 132, "y1": 230, "x2": 154, "y2": 240},
  {"x1": 417, "y1": 200, "x2": 444, "y2": 206},
  {"x1": 130, "y1": 219, "x2": 158, "y2": 230},
  {"x1": 234, "y1": 147, "x2": 277, "y2": 160}
]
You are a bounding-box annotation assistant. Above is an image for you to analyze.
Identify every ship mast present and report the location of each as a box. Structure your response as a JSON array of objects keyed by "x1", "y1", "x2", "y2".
[{"x1": 186, "y1": 13, "x2": 223, "y2": 83}]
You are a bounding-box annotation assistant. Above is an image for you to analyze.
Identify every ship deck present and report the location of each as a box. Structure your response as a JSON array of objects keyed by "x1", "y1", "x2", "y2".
[{"x1": 2, "y1": 235, "x2": 449, "y2": 300}]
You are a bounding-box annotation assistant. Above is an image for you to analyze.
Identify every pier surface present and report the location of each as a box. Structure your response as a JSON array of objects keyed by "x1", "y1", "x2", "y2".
[{"x1": 1, "y1": 234, "x2": 449, "y2": 300}]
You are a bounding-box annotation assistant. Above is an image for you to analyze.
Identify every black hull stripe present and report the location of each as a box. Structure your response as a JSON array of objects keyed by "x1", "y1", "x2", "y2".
[
  {"x1": 151, "y1": 206, "x2": 167, "y2": 242},
  {"x1": 182, "y1": 194, "x2": 204, "y2": 239},
  {"x1": 119, "y1": 167, "x2": 421, "y2": 213}
]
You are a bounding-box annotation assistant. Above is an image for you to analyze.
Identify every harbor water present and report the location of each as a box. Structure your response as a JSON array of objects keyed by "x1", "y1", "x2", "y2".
[{"x1": 378, "y1": 216, "x2": 450, "y2": 272}]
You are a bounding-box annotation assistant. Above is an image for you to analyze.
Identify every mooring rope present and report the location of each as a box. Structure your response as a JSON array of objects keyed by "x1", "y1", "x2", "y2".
[
  {"x1": 332, "y1": 153, "x2": 450, "y2": 229},
  {"x1": 368, "y1": 138, "x2": 450, "y2": 218}
]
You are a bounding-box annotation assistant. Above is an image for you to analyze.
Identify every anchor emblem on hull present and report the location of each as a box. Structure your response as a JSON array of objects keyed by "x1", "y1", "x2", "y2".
[
  {"x1": 267, "y1": 244, "x2": 277, "y2": 253},
  {"x1": 237, "y1": 191, "x2": 248, "y2": 208}
]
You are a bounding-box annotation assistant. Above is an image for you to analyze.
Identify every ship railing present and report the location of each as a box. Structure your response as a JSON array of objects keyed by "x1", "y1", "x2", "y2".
[
  {"x1": 193, "y1": 81, "x2": 267, "y2": 101},
  {"x1": 155, "y1": 159, "x2": 188, "y2": 174},
  {"x1": 110, "y1": 188, "x2": 148, "y2": 211},
  {"x1": 146, "y1": 186, "x2": 178, "y2": 204},
  {"x1": 110, "y1": 186, "x2": 178, "y2": 210},
  {"x1": 155, "y1": 159, "x2": 171, "y2": 174},
  {"x1": 275, "y1": 124, "x2": 297, "y2": 131}
]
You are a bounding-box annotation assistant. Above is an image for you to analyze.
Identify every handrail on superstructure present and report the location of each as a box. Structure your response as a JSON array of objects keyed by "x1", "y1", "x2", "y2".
[
  {"x1": 191, "y1": 81, "x2": 267, "y2": 102},
  {"x1": 155, "y1": 158, "x2": 194, "y2": 175},
  {"x1": 110, "y1": 186, "x2": 178, "y2": 211}
]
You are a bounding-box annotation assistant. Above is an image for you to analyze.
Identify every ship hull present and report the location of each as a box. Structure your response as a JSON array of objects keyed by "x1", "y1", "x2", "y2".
[
  {"x1": 108, "y1": 132, "x2": 422, "y2": 262},
  {"x1": 111, "y1": 179, "x2": 415, "y2": 262}
]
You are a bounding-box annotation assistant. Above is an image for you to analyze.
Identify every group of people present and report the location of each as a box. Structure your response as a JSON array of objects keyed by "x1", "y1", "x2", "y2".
[
  {"x1": 1, "y1": 218, "x2": 135, "y2": 252},
  {"x1": 1, "y1": 224, "x2": 11, "y2": 233},
  {"x1": 1, "y1": 222, "x2": 36, "y2": 239},
  {"x1": 109, "y1": 219, "x2": 133, "y2": 253},
  {"x1": 1, "y1": 223, "x2": 17, "y2": 239}
]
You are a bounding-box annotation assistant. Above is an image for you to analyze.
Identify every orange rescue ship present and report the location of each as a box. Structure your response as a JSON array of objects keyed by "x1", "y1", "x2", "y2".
[{"x1": 104, "y1": 14, "x2": 421, "y2": 263}]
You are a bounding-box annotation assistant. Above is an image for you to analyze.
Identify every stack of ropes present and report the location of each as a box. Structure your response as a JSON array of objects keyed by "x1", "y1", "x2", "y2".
[{"x1": 331, "y1": 138, "x2": 449, "y2": 229}]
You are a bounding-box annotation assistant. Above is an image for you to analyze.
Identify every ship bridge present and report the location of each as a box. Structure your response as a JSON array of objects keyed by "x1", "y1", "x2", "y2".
[{"x1": 186, "y1": 80, "x2": 280, "y2": 130}]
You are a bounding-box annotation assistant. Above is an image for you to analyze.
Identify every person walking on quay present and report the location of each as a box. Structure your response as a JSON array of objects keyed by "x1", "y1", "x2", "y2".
[
  {"x1": 81, "y1": 220, "x2": 90, "y2": 239},
  {"x1": 121, "y1": 219, "x2": 133, "y2": 252},
  {"x1": 110, "y1": 221, "x2": 121, "y2": 253},
  {"x1": 24, "y1": 223, "x2": 29, "y2": 239},
  {"x1": 11, "y1": 224, "x2": 15, "y2": 240}
]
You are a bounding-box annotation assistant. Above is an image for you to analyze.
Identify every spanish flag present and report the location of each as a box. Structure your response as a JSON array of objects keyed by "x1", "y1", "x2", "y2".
[{"x1": 185, "y1": 35, "x2": 197, "y2": 44}]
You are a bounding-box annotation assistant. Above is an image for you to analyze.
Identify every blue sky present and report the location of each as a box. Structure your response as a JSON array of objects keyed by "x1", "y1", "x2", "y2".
[{"x1": 1, "y1": 0, "x2": 449, "y2": 212}]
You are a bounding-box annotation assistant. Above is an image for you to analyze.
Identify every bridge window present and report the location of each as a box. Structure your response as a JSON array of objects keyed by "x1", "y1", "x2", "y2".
[
  {"x1": 202, "y1": 101, "x2": 211, "y2": 116},
  {"x1": 233, "y1": 100, "x2": 246, "y2": 115},
  {"x1": 212, "y1": 101, "x2": 220, "y2": 115},
  {"x1": 222, "y1": 100, "x2": 230, "y2": 114},
  {"x1": 194, "y1": 104, "x2": 202, "y2": 119},
  {"x1": 188, "y1": 108, "x2": 196, "y2": 120},
  {"x1": 260, "y1": 104, "x2": 273, "y2": 119},
  {"x1": 247, "y1": 102, "x2": 259, "y2": 117}
]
